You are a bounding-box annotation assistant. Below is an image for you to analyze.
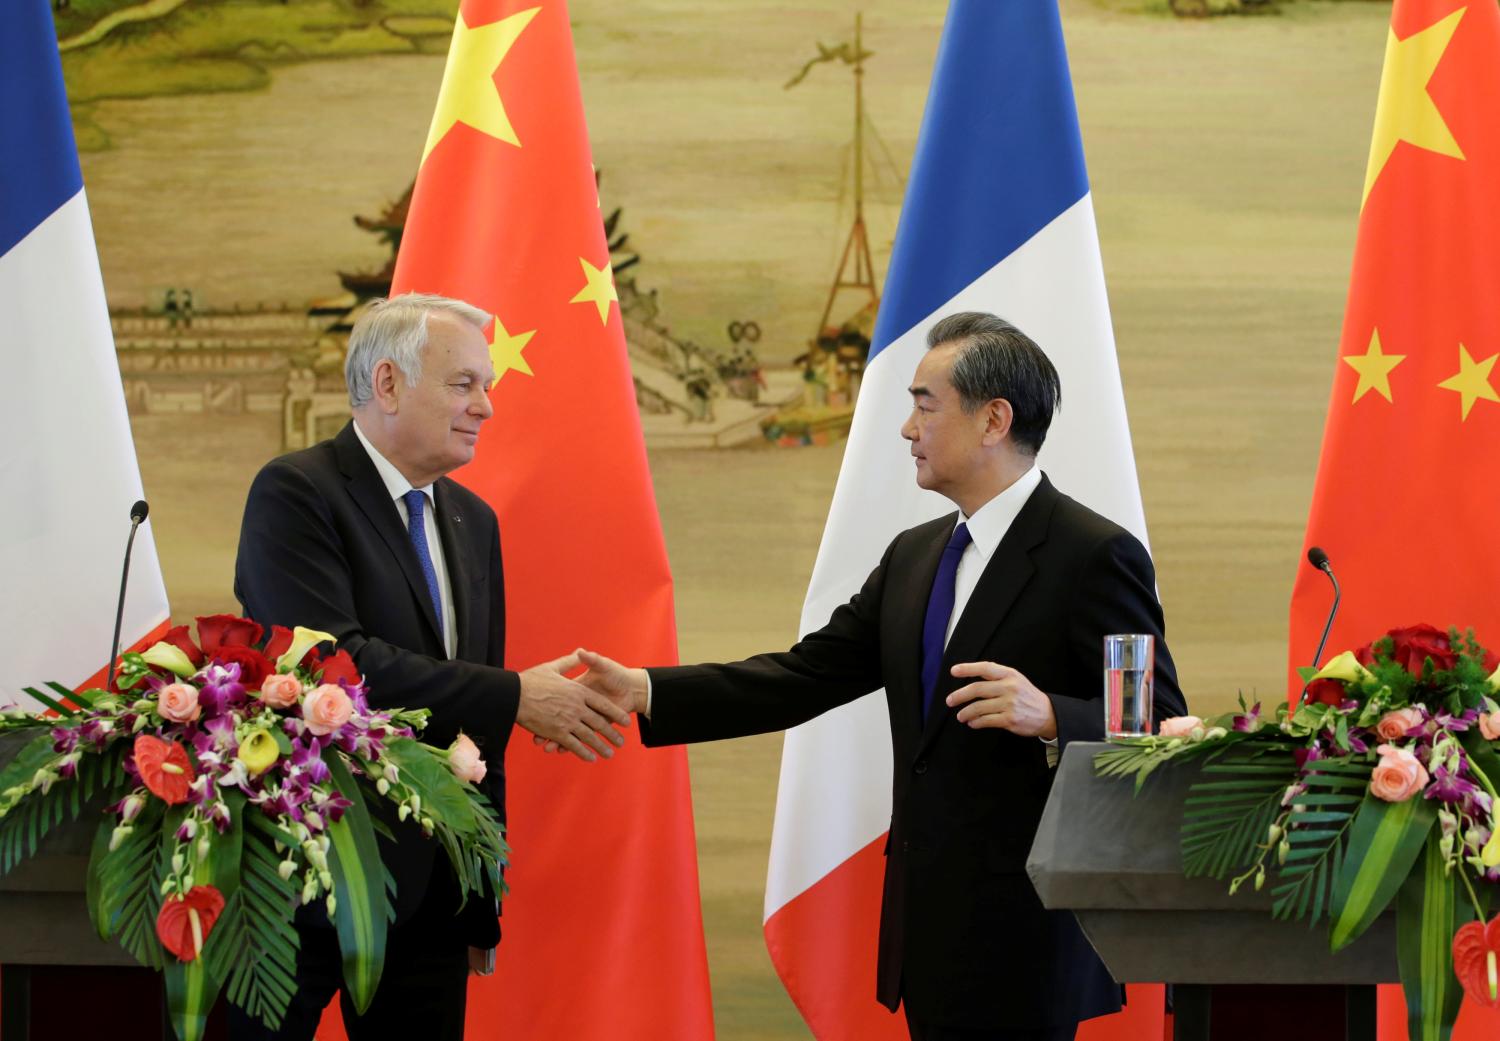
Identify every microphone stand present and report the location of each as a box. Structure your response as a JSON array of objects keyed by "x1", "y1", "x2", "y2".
[{"x1": 106, "y1": 502, "x2": 149, "y2": 692}]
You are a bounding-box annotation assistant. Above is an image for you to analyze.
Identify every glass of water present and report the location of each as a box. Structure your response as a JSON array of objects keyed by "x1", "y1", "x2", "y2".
[{"x1": 1104, "y1": 634, "x2": 1154, "y2": 739}]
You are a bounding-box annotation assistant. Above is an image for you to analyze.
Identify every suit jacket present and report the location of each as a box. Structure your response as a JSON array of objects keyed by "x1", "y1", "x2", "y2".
[
  {"x1": 234, "y1": 421, "x2": 517, "y2": 946},
  {"x1": 642, "y1": 474, "x2": 1187, "y2": 1029}
]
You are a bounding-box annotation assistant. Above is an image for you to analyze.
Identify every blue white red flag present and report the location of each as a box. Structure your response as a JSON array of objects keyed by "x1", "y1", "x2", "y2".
[
  {"x1": 763, "y1": 3, "x2": 1162, "y2": 1038},
  {"x1": 0, "y1": 0, "x2": 169, "y2": 702}
]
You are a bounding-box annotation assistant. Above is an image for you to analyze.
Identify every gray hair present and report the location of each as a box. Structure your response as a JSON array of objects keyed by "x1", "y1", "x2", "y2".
[
  {"x1": 926, "y1": 312, "x2": 1061, "y2": 456},
  {"x1": 345, "y1": 293, "x2": 491, "y2": 407}
]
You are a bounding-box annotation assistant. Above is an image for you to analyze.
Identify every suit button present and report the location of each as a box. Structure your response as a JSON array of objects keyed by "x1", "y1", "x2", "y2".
[
  {"x1": 914, "y1": 759, "x2": 928, "y2": 775},
  {"x1": 901, "y1": 840, "x2": 911, "y2": 853}
]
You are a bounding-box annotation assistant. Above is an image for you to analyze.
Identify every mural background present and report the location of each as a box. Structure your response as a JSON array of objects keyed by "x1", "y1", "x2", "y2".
[{"x1": 60, "y1": 0, "x2": 1386, "y2": 1034}]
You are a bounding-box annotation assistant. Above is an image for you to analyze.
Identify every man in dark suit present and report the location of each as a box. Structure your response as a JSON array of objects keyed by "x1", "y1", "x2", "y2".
[
  {"x1": 571, "y1": 312, "x2": 1188, "y2": 1041},
  {"x1": 232, "y1": 293, "x2": 630, "y2": 1041}
]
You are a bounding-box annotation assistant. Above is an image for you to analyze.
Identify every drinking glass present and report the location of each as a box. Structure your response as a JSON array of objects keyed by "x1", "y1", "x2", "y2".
[{"x1": 1104, "y1": 634, "x2": 1154, "y2": 739}]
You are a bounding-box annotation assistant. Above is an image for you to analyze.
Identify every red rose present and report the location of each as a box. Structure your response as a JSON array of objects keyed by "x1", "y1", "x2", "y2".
[
  {"x1": 263, "y1": 625, "x2": 294, "y2": 661},
  {"x1": 134, "y1": 735, "x2": 195, "y2": 805},
  {"x1": 262, "y1": 624, "x2": 317, "y2": 670},
  {"x1": 195, "y1": 615, "x2": 264, "y2": 657},
  {"x1": 317, "y1": 650, "x2": 362, "y2": 687},
  {"x1": 213, "y1": 646, "x2": 274, "y2": 692},
  {"x1": 156, "y1": 886, "x2": 226, "y2": 962},
  {"x1": 160, "y1": 625, "x2": 206, "y2": 669},
  {"x1": 1354, "y1": 642, "x2": 1378, "y2": 668},
  {"x1": 1386, "y1": 624, "x2": 1456, "y2": 675},
  {"x1": 1304, "y1": 678, "x2": 1346, "y2": 706}
]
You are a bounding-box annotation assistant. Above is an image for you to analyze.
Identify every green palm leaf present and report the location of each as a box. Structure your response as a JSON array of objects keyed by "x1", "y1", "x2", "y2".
[
  {"x1": 1180, "y1": 747, "x2": 1295, "y2": 880},
  {"x1": 206, "y1": 812, "x2": 301, "y2": 1032},
  {"x1": 1269, "y1": 757, "x2": 1368, "y2": 924},
  {"x1": 325, "y1": 756, "x2": 388, "y2": 1015}
]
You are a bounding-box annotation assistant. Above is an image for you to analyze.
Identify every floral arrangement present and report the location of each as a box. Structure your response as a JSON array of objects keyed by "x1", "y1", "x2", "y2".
[
  {"x1": 1096, "y1": 624, "x2": 1500, "y2": 1041},
  {"x1": 0, "y1": 615, "x2": 507, "y2": 1041}
]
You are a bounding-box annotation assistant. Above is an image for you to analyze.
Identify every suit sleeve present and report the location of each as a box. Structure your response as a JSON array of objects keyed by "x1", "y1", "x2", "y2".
[
  {"x1": 234, "y1": 458, "x2": 520, "y2": 749},
  {"x1": 639, "y1": 538, "x2": 896, "y2": 746},
  {"x1": 1048, "y1": 531, "x2": 1187, "y2": 750}
]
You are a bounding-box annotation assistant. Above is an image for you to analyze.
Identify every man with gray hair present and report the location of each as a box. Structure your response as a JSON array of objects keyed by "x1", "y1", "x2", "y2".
[
  {"x1": 233, "y1": 292, "x2": 629, "y2": 1039},
  {"x1": 573, "y1": 312, "x2": 1188, "y2": 1040}
]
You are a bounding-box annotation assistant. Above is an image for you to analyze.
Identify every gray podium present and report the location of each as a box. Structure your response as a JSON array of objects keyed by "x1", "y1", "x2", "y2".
[
  {"x1": 0, "y1": 732, "x2": 181, "y2": 1041},
  {"x1": 1026, "y1": 742, "x2": 1397, "y2": 1041}
]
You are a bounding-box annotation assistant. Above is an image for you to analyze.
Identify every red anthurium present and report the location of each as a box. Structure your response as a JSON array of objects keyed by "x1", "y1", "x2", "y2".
[
  {"x1": 195, "y1": 615, "x2": 264, "y2": 657},
  {"x1": 1453, "y1": 914, "x2": 1500, "y2": 1006},
  {"x1": 160, "y1": 625, "x2": 206, "y2": 669},
  {"x1": 156, "y1": 886, "x2": 226, "y2": 962},
  {"x1": 318, "y1": 650, "x2": 361, "y2": 687},
  {"x1": 133, "y1": 735, "x2": 195, "y2": 805}
]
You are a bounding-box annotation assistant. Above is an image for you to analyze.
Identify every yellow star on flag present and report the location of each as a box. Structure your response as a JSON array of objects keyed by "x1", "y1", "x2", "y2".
[
  {"x1": 1361, "y1": 7, "x2": 1466, "y2": 207},
  {"x1": 570, "y1": 257, "x2": 618, "y2": 325},
  {"x1": 1436, "y1": 343, "x2": 1500, "y2": 420},
  {"x1": 489, "y1": 319, "x2": 537, "y2": 379},
  {"x1": 1341, "y1": 330, "x2": 1405, "y2": 404},
  {"x1": 422, "y1": 7, "x2": 541, "y2": 163}
]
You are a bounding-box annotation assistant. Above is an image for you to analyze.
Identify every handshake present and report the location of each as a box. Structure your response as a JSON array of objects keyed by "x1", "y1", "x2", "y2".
[{"x1": 514, "y1": 649, "x2": 648, "y2": 762}]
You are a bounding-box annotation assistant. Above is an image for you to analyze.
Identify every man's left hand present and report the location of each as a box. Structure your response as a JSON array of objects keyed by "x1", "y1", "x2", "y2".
[{"x1": 946, "y1": 662, "x2": 1057, "y2": 739}]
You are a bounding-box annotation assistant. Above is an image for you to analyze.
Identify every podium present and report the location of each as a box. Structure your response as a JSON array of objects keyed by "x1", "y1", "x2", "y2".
[
  {"x1": 0, "y1": 732, "x2": 184, "y2": 1041},
  {"x1": 1026, "y1": 742, "x2": 1396, "y2": 1041}
]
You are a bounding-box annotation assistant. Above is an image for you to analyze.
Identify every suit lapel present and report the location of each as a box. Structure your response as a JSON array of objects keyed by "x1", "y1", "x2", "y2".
[
  {"x1": 915, "y1": 476, "x2": 1059, "y2": 758},
  {"x1": 334, "y1": 423, "x2": 446, "y2": 649},
  {"x1": 891, "y1": 517, "x2": 957, "y2": 738},
  {"x1": 432, "y1": 480, "x2": 473, "y2": 660}
]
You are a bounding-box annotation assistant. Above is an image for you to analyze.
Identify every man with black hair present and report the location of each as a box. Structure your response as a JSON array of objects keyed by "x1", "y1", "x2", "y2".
[{"x1": 574, "y1": 312, "x2": 1188, "y2": 1041}]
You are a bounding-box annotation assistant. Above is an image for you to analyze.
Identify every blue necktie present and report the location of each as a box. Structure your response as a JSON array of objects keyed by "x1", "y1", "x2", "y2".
[
  {"x1": 920, "y1": 522, "x2": 972, "y2": 720},
  {"x1": 402, "y1": 489, "x2": 444, "y2": 642}
]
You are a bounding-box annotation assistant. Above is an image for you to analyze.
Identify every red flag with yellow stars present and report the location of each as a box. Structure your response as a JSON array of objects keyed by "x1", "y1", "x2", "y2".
[
  {"x1": 1289, "y1": 1, "x2": 1500, "y2": 1038},
  {"x1": 383, "y1": 1, "x2": 715, "y2": 1037}
]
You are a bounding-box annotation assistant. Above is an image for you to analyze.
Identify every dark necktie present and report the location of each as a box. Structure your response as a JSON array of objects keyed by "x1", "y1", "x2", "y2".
[
  {"x1": 920, "y1": 521, "x2": 972, "y2": 720},
  {"x1": 402, "y1": 489, "x2": 444, "y2": 642}
]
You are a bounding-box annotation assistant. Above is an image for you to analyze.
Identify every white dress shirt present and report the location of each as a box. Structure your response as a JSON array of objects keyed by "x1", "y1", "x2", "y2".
[
  {"x1": 352, "y1": 420, "x2": 457, "y2": 659},
  {"x1": 944, "y1": 466, "x2": 1043, "y2": 649}
]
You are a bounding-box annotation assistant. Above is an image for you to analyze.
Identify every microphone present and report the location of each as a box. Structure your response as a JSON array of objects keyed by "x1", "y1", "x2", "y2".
[
  {"x1": 1298, "y1": 546, "x2": 1341, "y2": 704},
  {"x1": 106, "y1": 501, "x2": 150, "y2": 692}
]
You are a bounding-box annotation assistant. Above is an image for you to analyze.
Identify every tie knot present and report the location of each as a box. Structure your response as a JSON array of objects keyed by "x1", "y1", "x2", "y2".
[
  {"x1": 402, "y1": 489, "x2": 426, "y2": 516},
  {"x1": 946, "y1": 521, "x2": 972, "y2": 554}
]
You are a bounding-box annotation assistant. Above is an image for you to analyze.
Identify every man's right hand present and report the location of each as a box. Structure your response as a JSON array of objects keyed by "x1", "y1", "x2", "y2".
[
  {"x1": 534, "y1": 649, "x2": 650, "y2": 755},
  {"x1": 515, "y1": 652, "x2": 631, "y2": 762}
]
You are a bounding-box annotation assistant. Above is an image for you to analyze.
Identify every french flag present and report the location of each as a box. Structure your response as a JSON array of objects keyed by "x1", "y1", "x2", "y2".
[
  {"x1": 0, "y1": 0, "x2": 169, "y2": 702},
  {"x1": 763, "y1": 2, "x2": 1164, "y2": 1038}
]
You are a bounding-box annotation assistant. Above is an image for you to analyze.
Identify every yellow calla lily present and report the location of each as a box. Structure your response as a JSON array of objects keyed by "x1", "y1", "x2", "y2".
[
  {"x1": 141, "y1": 642, "x2": 197, "y2": 678},
  {"x1": 1486, "y1": 663, "x2": 1500, "y2": 694},
  {"x1": 1482, "y1": 829, "x2": 1500, "y2": 870},
  {"x1": 276, "y1": 626, "x2": 336, "y2": 673},
  {"x1": 1311, "y1": 650, "x2": 1373, "y2": 685},
  {"x1": 236, "y1": 730, "x2": 280, "y2": 776}
]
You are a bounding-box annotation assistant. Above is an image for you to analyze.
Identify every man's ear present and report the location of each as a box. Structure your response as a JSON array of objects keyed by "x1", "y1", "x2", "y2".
[
  {"x1": 980, "y1": 398, "x2": 1014, "y2": 447},
  {"x1": 371, "y1": 358, "x2": 401, "y2": 415}
]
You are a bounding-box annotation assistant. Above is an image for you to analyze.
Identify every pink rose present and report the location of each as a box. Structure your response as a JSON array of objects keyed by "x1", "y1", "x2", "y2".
[
  {"x1": 157, "y1": 682, "x2": 201, "y2": 724},
  {"x1": 1159, "y1": 715, "x2": 1204, "y2": 739},
  {"x1": 1375, "y1": 708, "x2": 1424, "y2": 741},
  {"x1": 302, "y1": 684, "x2": 353, "y2": 736},
  {"x1": 449, "y1": 733, "x2": 487, "y2": 784},
  {"x1": 1370, "y1": 743, "x2": 1429, "y2": 803},
  {"x1": 1481, "y1": 713, "x2": 1500, "y2": 742},
  {"x1": 258, "y1": 673, "x2": 303, "y2": 710}
]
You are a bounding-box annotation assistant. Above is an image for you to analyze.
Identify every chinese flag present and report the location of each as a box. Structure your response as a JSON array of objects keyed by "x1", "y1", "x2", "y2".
[
  {"x1": 1288, "y1": 1, "x2": 1500, "y2": 1038},
  {"x1": 382, "y1": 0, "x2": 715, "y2": 1037}
]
